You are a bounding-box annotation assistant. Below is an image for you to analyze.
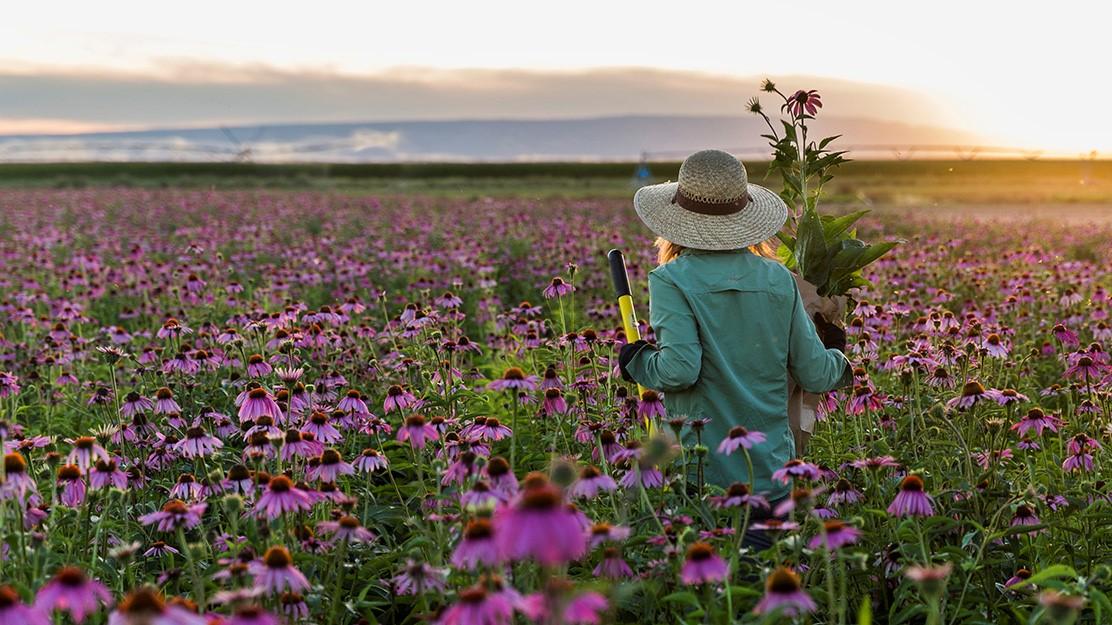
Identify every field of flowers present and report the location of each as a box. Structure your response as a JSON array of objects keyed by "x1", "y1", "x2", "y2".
[{"x1": 0, "y1": 188, "x2": 1108, "y2": 625}]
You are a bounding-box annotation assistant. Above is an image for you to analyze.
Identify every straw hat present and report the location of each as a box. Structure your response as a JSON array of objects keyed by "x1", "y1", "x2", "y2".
[{"x1": 634, "y1": 149, "x2": 788, "y2": 250}]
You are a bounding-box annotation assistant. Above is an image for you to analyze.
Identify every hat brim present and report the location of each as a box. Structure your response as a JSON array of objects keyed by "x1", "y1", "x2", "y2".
[{"x1": 633, "y1": 181, "x2": 789, "y2": 251}]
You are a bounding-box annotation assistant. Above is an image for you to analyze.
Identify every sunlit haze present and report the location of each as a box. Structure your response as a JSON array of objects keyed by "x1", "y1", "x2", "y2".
[{"x1": 2, "y1": 0, "x2": 1109, "y2": 153}]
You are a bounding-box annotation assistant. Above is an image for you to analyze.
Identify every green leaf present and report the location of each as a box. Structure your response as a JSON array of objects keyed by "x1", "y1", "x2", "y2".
[
  {"x1": 795, "y1": 207, "x2": 827, "y2": 284},
  {"x1": 857, "y1": 596, "x2": 873, "y2": 625},
  {"x1": 776, "y1": 242, "x2": 798, "y2": 271},
  {"x1": 1012, "y1": 564, "x2": 1078, "y2": 588},
  {"x1": 662, "y1": 591, "x2": 702, "y2": 610},
  {"x1": 818, "y1": 134, "x2": 843, "y2": 150},
  {"x1": 821, "y1": 210, "x2": 869, "y2": 243}
]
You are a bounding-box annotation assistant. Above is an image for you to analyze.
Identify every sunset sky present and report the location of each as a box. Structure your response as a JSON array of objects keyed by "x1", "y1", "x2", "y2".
[{"x1": 1, "y1": 0, "x2": 1108, "y2": 153}]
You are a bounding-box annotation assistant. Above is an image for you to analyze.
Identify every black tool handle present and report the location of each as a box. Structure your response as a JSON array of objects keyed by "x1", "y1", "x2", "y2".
[{"x1": 607, "y1": 249, "x2": 632, "y2": 297}]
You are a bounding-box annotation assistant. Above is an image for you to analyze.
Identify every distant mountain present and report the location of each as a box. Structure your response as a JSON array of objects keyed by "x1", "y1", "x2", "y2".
[{"x1": 0, "y1": 115, "x2": 984, "y2": 162}]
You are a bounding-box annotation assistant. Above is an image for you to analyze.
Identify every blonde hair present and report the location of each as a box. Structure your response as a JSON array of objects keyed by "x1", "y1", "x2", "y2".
[{"x1": 654, "y1": 236, "x2": 778, "y2": 265}]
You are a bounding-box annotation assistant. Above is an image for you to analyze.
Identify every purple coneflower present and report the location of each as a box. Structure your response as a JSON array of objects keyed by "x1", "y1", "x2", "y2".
[
  {"x1": 808, "y1": 519, "x2": 862, "y2": 551},
  {"x1": 227, "y1": 606, "x2": 280, "y2": 625},
  {"x1": 392, "y1": 560, "x2": 448, "y2": 595},
  {"x1": 716, "y1": 425, "x2": 766, "y2": 455},
  {"x1": 541, "y1": 388, "x2": 568, "y2": 415},
  {"x1": 947, "y1": 381, "x2": 992, "y2": 410},
  {"x1": 245, "y1": 354, "x2": 272, "y2": 378},
  {"x1": 981, "y1": 333, "x2": 1011, "y2": 358},
  {"x1": 439, "y1": 586, "x2": 514, "y2": 625},
  {"x1": 250, "y1": 546, "x2": 309, "y2": 595},
  {"x1": 493, "y1": 475, "x2": 586, "y2": 565},
  {"x1": 306, "y1": 449, "x2": 354, "y2": 482},
  {"x1": 175, "y1": 426, "x2": 223, "y2": 458},
  {"x1": 771, "y1": 459, "x2": 822, "y2": 484},
  {"x1": 238, "y1": 388, "x2": 281, "y2": 423},
  {"x1": 57, "y1": 464, "x2": 87, "y2": 508},
  {"x1": 1004, "y1": 567, "x2": 1031, "y2": 588},
  {"x1": 827, "y1": 478, "x2": 864, "y2": 506},
  {"x1": 594, "y1": 546, "x2": 635, "y2": 579},
  {"x1": 153, "y1": 387, "x2": 181, "y2": 415},
  {"x1": 637, "y1": 390, "x2": 666, "y2": 420},
  {"x1": 108, "y1": 587, "x2": 205, "y2": 625},
  {"x1": 301, "y1": 411, "x2": 342, "y2": 444},
  {"x1": 253, "y1": 475, "x2": 314, "y2": 519},
  {"x1": 397, "y1": 414, "x2": 438, "y2": 450},
  {"x1": 753, "y1": 567, "x2": 816, "y2": 617},
  {"x1": 353, "y1": 448, "x2": 388, "y2": 473},
  {"x1": 787, "y1": 89, "x2": 822, "y2": 117},
  {"x1": 887, "y1": 475, "x2": 935, "y2": 517},
  {"x1": 337, "y1": 389, "x2": 371, "y2": 415},
  {"x1": 0, "y1": 585, "x2": 49, "y2": 625},
  {"x1": 1011, "y1": 408, "x2": 1061, "y2": 437},
  {"x1": 471, "y1": 417, "x2": 512, "y2": 441},
  {"x1": 120, "y1": 392, "x2": 153, "y2": 418},
  {"x1": 569, "y1": 465, "x2": 617, "y2": 499},
  {"x1": 383, "y1": 385, "x2": 418, "y2": 413},
  {"x1": 67, "y1": 436, "x2": 109, "y2": 471},
  {"x1": 139, "y1": 500, "x2": 206, "y2": 532},
  {"x1": 487, "y1": 367, "x2": 538, "y2": 392},
  {"x1": 1, "y1": 452, "x2": 36, "y2": 501},
  {"x1": 679, "y1": 542, "x2": 728, "y2": 585},
  {"x1": 542, "y1": 276, "x2": 575, "y2": 299},
  {"x1": 1010, "y1": 504, "x2": 1042, "y2": 535},
  {"x1": 709, "y1": 483, "x2": 769, "y2": 510},
  {"x1": 34, "y1": 567, "x2": 112, "y2": 624},
  {"x1": 451, "y1": 518, "x2": 500, "y2": 569}
]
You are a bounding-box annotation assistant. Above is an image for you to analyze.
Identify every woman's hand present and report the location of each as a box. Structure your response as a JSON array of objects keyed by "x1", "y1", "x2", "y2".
[
  {"x1": 812, "y1": 313, "x2": 847, "y2": 352},
  {"x1": 618, "y1": 340, "x2": 651, "y2": 382}
]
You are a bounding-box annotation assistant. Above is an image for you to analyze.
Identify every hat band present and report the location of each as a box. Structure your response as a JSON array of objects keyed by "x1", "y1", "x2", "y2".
[{"x1": 671, "y1": 187, "x2": 750, "y2": 216}]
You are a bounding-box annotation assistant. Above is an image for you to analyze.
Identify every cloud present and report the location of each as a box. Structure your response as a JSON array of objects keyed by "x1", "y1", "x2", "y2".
[{"x1": 0, "y1": 63, "x2": 959, "y2": 134}]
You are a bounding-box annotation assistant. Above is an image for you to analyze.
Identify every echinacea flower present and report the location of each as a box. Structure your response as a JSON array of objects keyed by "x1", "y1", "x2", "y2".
[
  {"x1": 250, "y1": 547, "x2": 309, "y2": 595},
  {"x1": 139, "y1": 500, "x2": 206, "y2": 533},
  {"x1": 238, "y1": 388, "x2": 281, "y2": 423},
  {"x1": 716, "y1": 425, "x2": 766, "y2": 455},
  {"x1": 153, "y1": 387, "x2": 181, "y2": 415},
  {"x1": 353, "y1": 448, "x2": 389, "y2": 473},
  {"x1": 175, "y1": 427, "x2": 223, "y2": 458},
  {"x1": 637, "y1": 390, "x2": 666, "y2": 420},
  {"x1": 771, "y1": 459, "x2": 821, "y2": 484},
  {"x1": 316, "y1": 515, "x2": 376, "y2": 544},
  {"x1": 1, "y1": 452, "x2": 37, "y2": 501},
  {"x1": 451, "y1": 518, "x2": 501, "y2": 569},
  {"x1": 493, "y1": 475, "x2": 586, "y2": 565},
  {"x1": 786, "y1": 89, "x2": 822, "y2": 117},
  {"x1": 753, "y1": 567, "x2": 816, "y2": 617},
  {"x1": 34, "y1": 567, "x2": 113, "y2": 624},
  {"x1": 227, "y1": 606, "x2": 280, "y2": 625},
  {"x1": 57, "y1": 464, "x2": 87, "y2": 508},
  {"x1": 0, "y1": 585, "x2": 49, "y2": 625},
  {"x1": 542, "y1": 277, "x2": 575, "y2": 299},
  {"x1": 396, "y1": 415, "x2": 438, "y2": 450},
  {"x1": 569, "y1": 465, "x2": 617, "y2": 499},
  {"x1": 487, "y1": 367, "x2": 538, "y2": 392},
  {"x1": 887, "y1": 475, "x2": 935, "y2": 517},
  {"x1": 391, "y1": 560, "x2": 448, "y2": 596},
  {"x1": 253, "y1": 476, "x2": 314, "y2": 519},
  {"x1": 518, "y1": 580, "x2": 608, "y2": 625},
  {"x1": 594, "y1": 547, "x2": 635, "y2": 579},
  {"x1": 108, "y1": 587, "x2": 206, "y2": 625},
  {"x1": 709, "y1": 482, "x2": 769, "y2": 510},
  {"x1": 679, "y1": 542, "x2": 728, "y2": 585},
  {"x1": 438, "y1": 586, "x2": 514, "y2": 625},
  {"x1": 808, "y1": 519, "x2": 862, "y2": 551},
  {"x1": 306, "y1": 449, "x2": 354, "y2": 482}
]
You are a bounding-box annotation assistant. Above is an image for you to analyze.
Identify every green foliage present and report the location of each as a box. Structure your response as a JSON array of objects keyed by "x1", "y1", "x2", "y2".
[{"x1": 751, "y1": 80, "x2": 902, "y2": 295}]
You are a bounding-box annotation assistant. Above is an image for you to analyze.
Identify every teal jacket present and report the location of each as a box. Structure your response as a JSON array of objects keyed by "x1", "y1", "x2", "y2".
[{"x1": 625, "y1": 248, "x2": 852, "y2": 500}]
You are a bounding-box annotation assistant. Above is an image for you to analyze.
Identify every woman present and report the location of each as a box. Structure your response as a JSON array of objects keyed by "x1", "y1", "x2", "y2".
[{"x1": 617, "y1": 149, "x2": 851, "y2": 509}]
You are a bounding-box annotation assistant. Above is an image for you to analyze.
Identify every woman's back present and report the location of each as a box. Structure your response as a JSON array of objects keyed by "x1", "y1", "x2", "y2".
[{"x1": 625, "y1": 248, "x2": 850, "y2": 500}]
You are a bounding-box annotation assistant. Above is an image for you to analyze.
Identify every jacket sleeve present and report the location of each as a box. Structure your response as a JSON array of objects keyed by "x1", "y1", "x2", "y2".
[
  {"x1": 787, "y1": 278, "x2": 853, "y2": 393},
  {"x1": 625, "y1": 270, "x2": 702, "y2": 392}
]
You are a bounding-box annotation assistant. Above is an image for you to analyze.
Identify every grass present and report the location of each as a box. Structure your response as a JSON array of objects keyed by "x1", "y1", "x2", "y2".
[{"x1": 0, "y1": 160, "x2": 1110, "y2": 205}]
